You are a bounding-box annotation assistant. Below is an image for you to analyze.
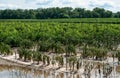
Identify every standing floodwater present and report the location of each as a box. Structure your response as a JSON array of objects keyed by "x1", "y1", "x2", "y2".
[
  {"x1": 0, "y1": 65, "x2": 69, "y2": 78},
  {"x1": 0, "y1": 57, "x2": 120, "y2": 78}
]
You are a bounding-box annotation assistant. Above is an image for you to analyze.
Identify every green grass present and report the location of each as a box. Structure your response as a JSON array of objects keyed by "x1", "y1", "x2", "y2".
[{"x1": 0, "y1": 18, "x2": 120, "y2": 24}]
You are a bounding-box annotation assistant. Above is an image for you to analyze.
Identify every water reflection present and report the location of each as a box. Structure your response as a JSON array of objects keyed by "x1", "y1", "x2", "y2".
[
  {"x1": 0, "y1": 65, "x2": 42, "y2": 78},
  {"x1": 0, "y1": 64, "x2": 120, "y2": 78},
  {"x1": 0, "y1": 65, "x2": 66, "y2": 78}
]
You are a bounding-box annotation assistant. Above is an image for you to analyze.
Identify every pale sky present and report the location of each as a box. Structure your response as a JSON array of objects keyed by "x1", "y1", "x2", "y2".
[{"x1": 0, "y1": 0, "x2": 120, "y2": 12}]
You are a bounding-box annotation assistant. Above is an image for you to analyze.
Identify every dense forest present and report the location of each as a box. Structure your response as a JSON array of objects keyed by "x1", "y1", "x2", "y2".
[{"x1": 0, "y1": 7, "x2": 120, "y2": 19}]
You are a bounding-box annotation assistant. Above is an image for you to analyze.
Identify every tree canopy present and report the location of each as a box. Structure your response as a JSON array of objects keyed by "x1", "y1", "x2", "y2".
[{"x1": 0, "y1": 7, "x2": 119, "y2": 19}]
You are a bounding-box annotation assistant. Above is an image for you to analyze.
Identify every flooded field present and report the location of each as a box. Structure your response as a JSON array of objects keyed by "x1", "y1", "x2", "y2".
[
  {"x1": 1, "y1": 53, "x2": 120, "y2": 78},
  {"x1": 0, "y1": 64, "x2": 68, "y2": 78},
  {"x1": 0, "y1": 58, "x2": 120, "y2": 78}
]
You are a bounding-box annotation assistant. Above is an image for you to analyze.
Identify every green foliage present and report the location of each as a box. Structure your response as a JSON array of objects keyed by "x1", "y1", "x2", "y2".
[
  {"x1": 55, "y1": 55, "x2": 64, "y2": 66},
  {"x1": 20, "y1": 39, "x2": 33, "y2": 49},
  {"x1": 32, "y1": 51, "x2": 42, "y2": 64},
  {"x1": 65, "y1": 44, "x2": 76, "y2": 56},
  {"x1": 68, "y1": 56, "x2": 77, "y2": 70},
  {"x1": 116, "y1": 51, "x2": 120, "y2": 61},
  {"x1": 0, "y1": 20, "x2": 120, "y2": 51},
  {"x1": 17, "y1": 48, "x2": 32, "y2": 61},
  {"x1": 38, "y1": 40, "x2": 51, "y2": 52},
  {"x1": 0, "y1": 7, "x2": 119, "y2": 19},
  {"x1": 0, "y1": 43, "x2": 11, "y2": 55},
  {"x1": 17, "y1": 47, "x2": 24, "y2": 59},
  {"x1": 0, "y1": 19, "x2": 120, "y2": 62}
]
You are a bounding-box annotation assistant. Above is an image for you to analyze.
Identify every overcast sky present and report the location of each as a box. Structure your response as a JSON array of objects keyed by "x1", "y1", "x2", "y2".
[{"x1": 0, "y1": 0, "x2": 119, "y2": 12}]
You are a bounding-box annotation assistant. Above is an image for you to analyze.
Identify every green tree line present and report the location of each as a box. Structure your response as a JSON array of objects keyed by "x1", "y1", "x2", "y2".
[{"x1": 0, "y1": 7, "x2": 120, "y2": 19}]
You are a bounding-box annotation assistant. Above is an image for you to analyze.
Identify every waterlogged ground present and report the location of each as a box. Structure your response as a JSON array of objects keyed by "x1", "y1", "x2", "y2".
[
  {"x1": 0, "y1": 65, "x2": 68, "y2": 78},
  {"x1": 0, "y1": 65, "x2": 120, "y2": 78},
  {"x1": 0, "y1": 58, "x2": 120, "y2": 78}
]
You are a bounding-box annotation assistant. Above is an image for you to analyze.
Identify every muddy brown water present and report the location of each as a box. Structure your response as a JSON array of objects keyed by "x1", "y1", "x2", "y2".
[
  {"x1": 0, "y1": 64, "x2": 68, "y2": 78},
  {"x1": 0, "y1": 58, "x2": 67, "y2": 78},
  {"x1": 0, "y1": 58, "x2": 120, "y2": 78}
]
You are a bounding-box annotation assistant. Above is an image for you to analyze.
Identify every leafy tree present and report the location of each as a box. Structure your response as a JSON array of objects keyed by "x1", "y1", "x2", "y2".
[
  {"x1": 104, "y1": 10, "x2": 113, "y2": 18},
  {"x1": 65, "y1": 44, "x2": 76, "y2": 56},
  {"x1": 114, "y1": 12, "x2": 120, "y2": 18},
  {"x1": 17, "y1": 47, "x2": 24, "y2": 59},
  {"x1": 93, "y1": 7, "x2": 105, "y2": 18},
  {"x1": 55, "y1": 55, "x2": 64, "y2": 67},
  {"x1": 20, "y1": 39, "x2": 33, "y2": 49},
  {"x1": 68, "y1": 56, "x2": 77, "y2": 71},
  {"x1": 116, "y1": 50, "x2": 120, "y2": 65},
  {"x1": 0, "y1": 7, "x2": 119, "y2": 19},
  {"x1": 33, "y1": 51, "x2": 42, "y2": 64},
  {"x1": 38, "y1": 40, "x2": 51, "y2": 52},
  {"x1": 0, "y1": 43, "x2": 11, "y2": 55}
]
